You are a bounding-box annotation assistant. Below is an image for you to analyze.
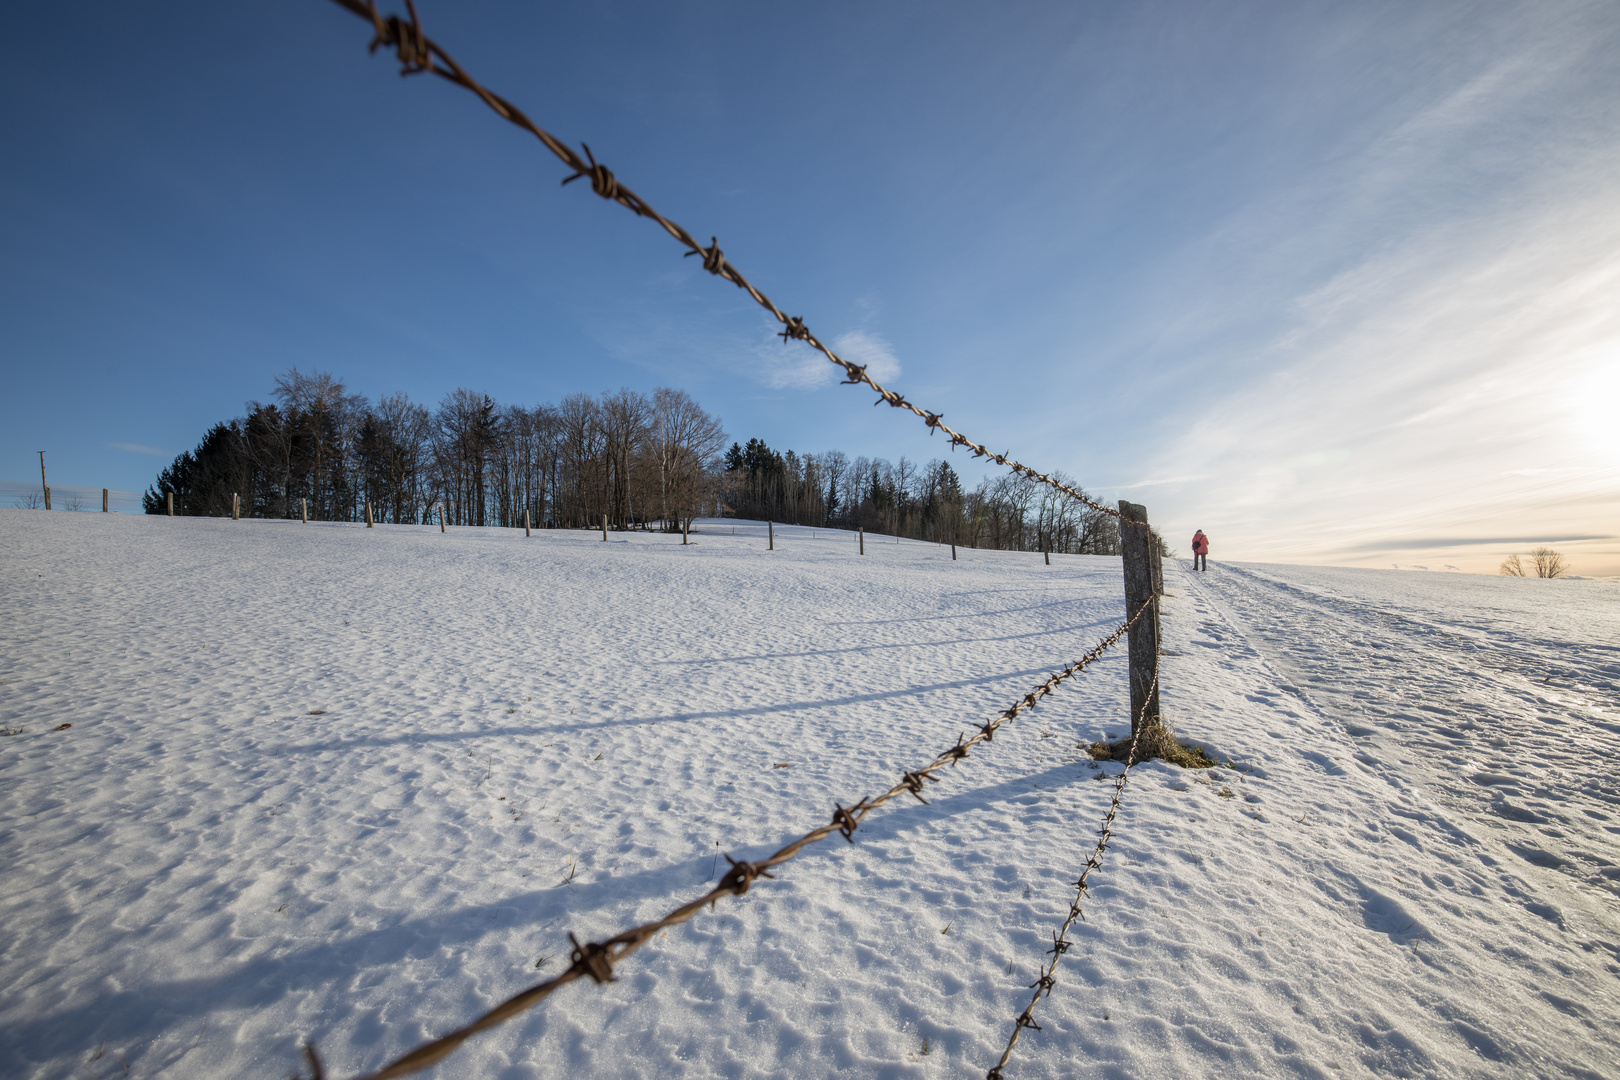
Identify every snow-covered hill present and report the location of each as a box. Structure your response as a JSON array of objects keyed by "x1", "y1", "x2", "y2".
[{"x1": 2, "y1": 511, "x2": 1616, "y2": 1079}]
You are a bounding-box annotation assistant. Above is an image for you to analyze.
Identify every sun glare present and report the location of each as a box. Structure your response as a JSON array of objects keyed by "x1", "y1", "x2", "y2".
[{"x1": 1573, "y1": 357, "x2": 1620, "y2": 461}]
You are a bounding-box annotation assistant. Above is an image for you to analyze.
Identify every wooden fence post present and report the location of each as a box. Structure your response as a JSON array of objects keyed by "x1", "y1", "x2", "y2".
[
  {"x1": 1149, "y1": 541, "x2": 1164, "y2": 598},
  {"x1": 1044, "y1": 549, "x2": 1050, "y2": 566},
  {"x1": 602, "y1": 514, "x2": 608, "y2": 541},
  {"x1": 439, "y1": 505, "x2": 445, "y2": 532},
  {"x1": 167, "y1": 491, "x2": 174, "y2": 516},
  {"x1": 524, "y1": 508, "x2": 531, "y2": 537},
  {"x1": 682, "y1": 517, "x2": 689, "y2": 545},
  {"x1": 951, "y1": 542, "x2": 957, "y2": 560},
  {"x1": 102, "y1": 488, "x2": 109, "y2": 513},
  {"x1": 1118, "y1": 500, "x2": 1161, "y2": 735},
  {"x1": 39, "y1": 452, "x2": 50, "y2": 510},
  {"x1": 768, "y1": 521, "x2": 774, "y2": 551},
  {"x1": 366, "y1": 501, "x2": 375, "y2": 528},
  {"x1": 232, "y1": 493, "x2": 240, "y2": 520},
  {"x1": 859, "y1": 529, "x2": 865, "y2": 555}
]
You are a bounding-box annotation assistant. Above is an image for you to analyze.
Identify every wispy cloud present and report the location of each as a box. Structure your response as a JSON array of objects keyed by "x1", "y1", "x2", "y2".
[
  {"x1": 753, "y1": 327, "x2": 903, "y2": 391},
  {"x1": 1109, "y1": 474, "x2": 1207, "y2": 490},
  {"x1": 111, "y1": 442, "x2": 170, "y2": 457},
  {"x1": 1130, "y1": 13, "x2": 1620, "y2": 575},
  {"x1": 830, "y1": 329, "x2": 901, "y2": 385},
  {"x1": 1341, "y1": 534, "x2": 1612, "y2": 553}
]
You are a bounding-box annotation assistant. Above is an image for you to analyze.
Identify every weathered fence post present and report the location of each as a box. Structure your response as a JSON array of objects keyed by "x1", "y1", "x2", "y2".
[
  {"x1": 682, "y1": 517, "x2": 689, "y2": 545},
  {"x1": 366, "y1": 502, "x2": 374, "y2": 528},
  {"x1": 524, "y1": 508, "x2": 531, "y2": 537},
  {"x1": 439, "y1": 505, "x2": 446, "y2": 533},
  {"x1": 951, "y1": 542, "x2": 957, "y2": 561},
  {"x1": 167, "y1": 491, "x2": 174, "y2": 517},
  {"x1": 301, "y1": 498, "x2": 307, "y2": 523},
  {"x1": 1149, "y1": 540, "x2": 1163, "y2": 598},
  {"x1": 1044, "y1": 549, "x2": 1050, "y2": 566},
  {"x1": 38, "y1": 452, "x2": 50, "y2": 510},
  {"x1": 232, "y1": 493, "x2": 240, "y2": 520},
  {"x1": 768, "y1": 521, "x2": 775, "y2": 551},
  {"x1": 859, "y1": 529, "x2": 865, "y2": 555},
  {"x1": 602, "y1": 514, "x2": 608, "y2": 541},
  {"x1": 1118, "y1": 500, "x2": 1161, "y2": 734}
]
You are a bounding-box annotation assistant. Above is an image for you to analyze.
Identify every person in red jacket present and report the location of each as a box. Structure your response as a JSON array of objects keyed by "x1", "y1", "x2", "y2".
[{"x1": 1192, "y1": 529, "x2": 1209, "y2": 571}]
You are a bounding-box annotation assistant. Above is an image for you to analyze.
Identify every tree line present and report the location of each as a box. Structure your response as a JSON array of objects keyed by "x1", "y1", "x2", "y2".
[
  {"x1": 144, "y1": 370, "x2": 726, "y2": 531},
  {"x1": 144, "y1": 368, "x2": 1142, "y2": 554},
  {"x1": 721, "y1": 437, "x2": 1127, "y2": 555}
]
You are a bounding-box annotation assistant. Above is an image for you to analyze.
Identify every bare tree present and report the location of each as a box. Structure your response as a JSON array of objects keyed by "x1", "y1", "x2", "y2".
[
  {"x1": 650, "y1": 387, "x2": 726, "y2": 532},
  {"x1": 599, "y1": 389, "x2": 652, "y2": 530},
  {"x1": 556, "y1": 393, "x2": 604, "y2": 528},
  {"x1": 1499, "y1": 554, "x2": 1526, "y2": 576},
  {"x1": 1530, "y1": 547, "x2": 1568, "y2": 579},
  {"x1": 433, "y1": 389, "x2": 501, "y2": 526}
]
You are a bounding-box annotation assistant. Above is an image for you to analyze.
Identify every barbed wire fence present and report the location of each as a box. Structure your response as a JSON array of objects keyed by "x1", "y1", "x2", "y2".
[
  {"x1": 987, "y1": 672, "x2": 1159, "y2": 1079},
  {"x1": 278, "y1": 4, "x2": 1186, "y2": 1077}
]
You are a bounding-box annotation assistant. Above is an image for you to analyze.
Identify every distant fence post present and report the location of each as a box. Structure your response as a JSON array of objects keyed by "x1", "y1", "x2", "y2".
[
  {"x1": 439, "y1": 505, "x2": 446, "y2": 533},
  {"x1": 859, "y1": 529, "x2": 865, "y2": 555},
  {"x1": 232, "y1": 493, "x2": 240, "y2": 520},
  {"x1": 366, "y1": 501, "x2": 375, "y2": 528},
  {"x1": 951, "y1": 542, "x2": 956, "y2": 561},
  {"x1": 1044, "y1": 549, "x2": 1050, "y2": 566},
  {"x1": 682, "y1": 517, "x2": 689, "y2": 545},
  {"x1": 602, "y1": 514, "x2": 608, "y2": 541},
  {"x1": 39, "y1": 452, "x2": 50, "y2": 510},
  {"x1": 167, "y1": 491, "x2": 174, "y2": 516},
  {"x1": 524, "y1": 508, "x2": 531, "y2": 537},
  {"x1": 1118, "y1": 500, "x2": 1161, "y2": 734},
  {"x1": 768, "y1": 521, "x2": 775, "y2": 551},
  {"x1": 102, "y1": 488, "x2": 109, "y2": 513}
]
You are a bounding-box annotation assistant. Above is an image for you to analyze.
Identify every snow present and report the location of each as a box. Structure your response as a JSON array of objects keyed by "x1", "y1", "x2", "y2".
[{"x1": 2, "y1": 510, "x2": 1616, "y2": 1080}]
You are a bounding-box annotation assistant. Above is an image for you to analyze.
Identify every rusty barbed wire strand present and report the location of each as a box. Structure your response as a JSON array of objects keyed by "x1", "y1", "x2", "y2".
[
  {"x1": 325, "y1": 0, "x2": 1127, "y2": 522},
  {"x1": 318, "y1": 607, "x2": 1147, "y2": 1080},
  {"x1": 985, "y1": 633, "x2": 1160, "y2": 1080}
]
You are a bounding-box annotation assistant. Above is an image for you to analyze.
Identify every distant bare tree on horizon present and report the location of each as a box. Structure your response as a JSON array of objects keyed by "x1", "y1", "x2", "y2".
[
  {"x1": 1531, "y1": 547, "x2": 1569, "y2": 578},
  {"x1": 1501, "y1": 549, "x2": 1569, "y2": 578}
]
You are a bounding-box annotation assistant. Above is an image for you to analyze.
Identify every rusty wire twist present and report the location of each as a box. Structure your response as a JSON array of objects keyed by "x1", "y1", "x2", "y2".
[
  {"x1": 327, "y1": 0, "x2": 1128, "y2": 521},
  {"x1": 985, "y1": 623, "x2": 1160, "y2": 1080},
  {"x1": 313, "y1": 607, "x2": 1146, "y2": 1080}
]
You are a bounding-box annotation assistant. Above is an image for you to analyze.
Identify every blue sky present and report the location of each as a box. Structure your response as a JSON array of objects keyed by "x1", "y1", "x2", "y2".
[{"x1": 4, "y1": 0, "x2": 1617, "y2": 574}]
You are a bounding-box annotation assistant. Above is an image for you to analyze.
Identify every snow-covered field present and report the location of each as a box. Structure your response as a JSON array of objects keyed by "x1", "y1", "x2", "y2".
[{"x1": 2, "y1": 510, "x2": 1616, "y2": 1080}]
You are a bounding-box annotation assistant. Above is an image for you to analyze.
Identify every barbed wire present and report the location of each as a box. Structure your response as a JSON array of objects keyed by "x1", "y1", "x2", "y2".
[
  {"x1": 325, "y1": 0, "x2": 1128, "y2": 522},
  {"x1": 309, "y1": 606, "x2": 1147, "y2": 1080},
  {"x1": 985, "y1": 657, "x2": 1160, "y2": 1080}
]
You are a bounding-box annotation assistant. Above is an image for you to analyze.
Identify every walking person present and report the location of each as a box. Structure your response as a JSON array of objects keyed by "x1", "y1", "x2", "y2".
[{"x1": 1191, "y1": 529, "x2": 1209, "y2": 571}]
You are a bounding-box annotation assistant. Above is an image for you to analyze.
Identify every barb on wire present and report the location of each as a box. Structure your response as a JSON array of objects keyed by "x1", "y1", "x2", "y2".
[
  {"x1": 986, "y1": 607, "x2": 1160, "y2": 1080},
  {"x1": 315, "y1": 608, "x2": 1146, "y2": 1080},
  {"x1": 325, "y1": 0, "x2": 1128, "y2": 522}
]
